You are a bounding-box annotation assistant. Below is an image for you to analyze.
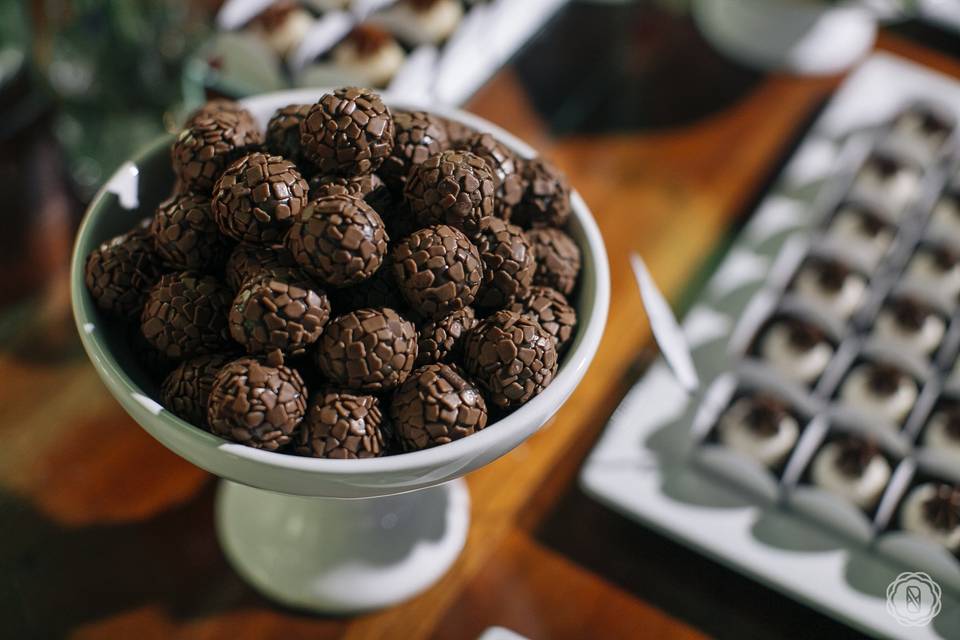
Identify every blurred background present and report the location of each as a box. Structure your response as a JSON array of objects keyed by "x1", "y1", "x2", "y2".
[{"x1": 5, "y1": 0, "x2": 960, "y2": 637}]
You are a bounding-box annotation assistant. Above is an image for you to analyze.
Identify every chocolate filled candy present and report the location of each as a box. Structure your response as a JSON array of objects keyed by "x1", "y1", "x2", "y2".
[
  {"x1": 755, "y1": 316, "x2": 833, "y2": 386},
  {"x1": 810, "y1": 435, "x2": 891, "y2": 511},
  {"x1": 838, "y1": 362, "x2": 918, "y2": 428},
  {"x1": 899, "y1": 482, "x2": 960, "y2": 554},
  {"x1": 717, "y1": 394, "x2": 799, "y2": 469}
]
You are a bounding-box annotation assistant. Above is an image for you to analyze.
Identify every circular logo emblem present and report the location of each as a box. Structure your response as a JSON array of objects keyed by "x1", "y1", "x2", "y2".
[{"x1": 886, "y1": 572, "x2": 942, "y2": 627}]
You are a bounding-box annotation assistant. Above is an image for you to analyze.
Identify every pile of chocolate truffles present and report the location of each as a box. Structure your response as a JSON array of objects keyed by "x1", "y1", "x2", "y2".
[{"x1": 85, "y1": 88, "x2": 582, "y2": 458}]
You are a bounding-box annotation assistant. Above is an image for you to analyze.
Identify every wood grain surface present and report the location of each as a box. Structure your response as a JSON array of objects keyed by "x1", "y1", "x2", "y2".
[{"x1": 3, "y1": 14, "x2": 959, "y2": 640}]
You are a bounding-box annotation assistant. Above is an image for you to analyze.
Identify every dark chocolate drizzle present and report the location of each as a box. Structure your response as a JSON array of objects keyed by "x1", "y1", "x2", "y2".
[
  {"x1": 922, "y1": 484, "x2": 960, "y2": 532},
  {"x1": 866, "y1": 363, "x2": 904, "y2": 397},
  {"x1": 888, "y1": 297, "x2": 932, "y2": 332},
  {"x1": 743, "y1": 395, "x2": 788, "y2": 437},
  {"x1": 784, "y1": 319, "x2": 825, "y2": 352},
  {"x1": 813, "y1": 259, "x2": 850, "y2": 293},
  {"x1": 833, "y1": 435, "x2": 880, "y2": 478}
]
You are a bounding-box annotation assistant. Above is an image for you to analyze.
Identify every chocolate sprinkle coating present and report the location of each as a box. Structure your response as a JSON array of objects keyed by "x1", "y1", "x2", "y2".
[
  {"x1": 140, "y1": 272, "x2": 233, "y2": 360},
  {"x1": 207, "y1": 357, "x2": 308, "y2": 450},
  {"x1": 295, "y1": 390, "x2": 386, "y2": 458},
  {"x1": 309, "y1": 172, "x2": 384, "y2": 201},
  {"x1": 392, "y1": 224, "x2": 483, "y2": 320},
  {"x1": 85, "y1": 226, "x2": 164, "y2": 316},
  {"x1": 212, "y1": 152, "x2": 309, "y2": 244},
  {"x1": 416, "y1": 307, "x2": 477, "y2": 366},
  {"x1": 229, "y1": 273, "x2": 331, "y2": 358},
  {"x1": 161, "y1": 353, "x2": 235, "y2": 427},
  {"x1": 527, "y1": 227, "x2": 581, "y2": 296},
  {"x1": 390, "y1": 363, "x2": 488, "y2": 451},
  {"x1": 404, "y1": 150, "x2": 496, "y2": 237},
  {"x1": 286, "y1": 194, "x2": 389, "y2": 287},
  {"x1": 514, "y1": 157, "x2": 572, "y2": 229},
  {"x1": 473, "y1": 217, "x2": 535, "y2": 308},
  {"x1": 508, "y1": 286, "x2": 577, "y2": 352},
  {"x1": 299, "y1": 87, "x2": 395, "y2": 176},
  {"x1": 265, "y1": 103, "x2": 311, "y2": 166},
  {"x1": 185, "y1": 99, "x2": 258, "y2": 133},
  {"x1": 172, "y1": 111, "x2": 263, "y2": 194},
  {"x1": 151, "y1": 192, "x2": 232, "y2": 271},
  {"x1": 458, "y1": 133, "x2": 523, "y2": 221},
  {"x1": 315, "y1": 308, "x2": 418, "y2": 391},
  {"x1": 224, "y1": 243, "x2": 298, "y2": 292},
  {"x1": 436, "y1": 115, "x2": 480, "y2": 146},
  {"x1": 463, "y1": 309, "x2": 559, "y2": 408},
  {"x1": 380, "y1": 110, "x2": 449, "y2": 194}
]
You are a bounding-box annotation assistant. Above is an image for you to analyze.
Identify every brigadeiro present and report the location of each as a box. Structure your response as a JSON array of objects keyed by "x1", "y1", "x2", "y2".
[
  {"x1": 390, "y1": 363, "x2": 488, "y2": 451},
  {"x1": 331, "y1": 255, "x2": 406, "y2": 313},
  {"x1": 295, "y1": 390, "x2": 386, "y2": 459},
  {"x1": 309, "y1": 172, "x2": 386, "y2": 202},
  {"x1": 140, "y1": 272, "x2": 233, "y2": 360},
  {"x1": 286, "y1": 193, "x2": 389, "y2": 287},
  {"x1": 527, "y1": 227, "x2": 581, "y2": 296},
  {"x1": 185, "y1": 99, "x2": 258, "y2": 133},
  {"x1": 473, "y1": 217, "x2": 535, "y2": 309},
  {"x1": 416, "y1": 307, "x2": 477, "y2": 366},
  {"x1": 463, "y1": 309, "x2": 559, "y2": 408},
  {"x1": 508, "y1": 286, "x2": 577, "y2": 352},
  {"x1": 315, "y1": 308, "x2": 418, "y2": 391},
  {"x1": 392, "y1": 224, "x2": 483, "y2": 320},
  {"x1": 151, "y1": 192, "x2": 232, "y2": 271},
  {"x1": 207, "y1": 357, "x2": 308, "y2": 450},
  {"x1": 380, "y1": 110, "x2": 449, "y2": 194},
  {"x1": 299, "y1": 87, "x2": 395, "y2": 176},
  {"x1": 85, "y1": 225, "x2": 164, "y2": 316},
  {"x1": 265, "y1": 103, "x2": 311, "y2": 166},
  {"x1": 161, "y1": 353, "x2": 235, "y2": 427},
  {"x1": 172, "y1": 110, "x2": 263, "y2": 193},
  {"x1": 437, "y1": 115, "x2": 480, "y2": 146},
  {"x1": 404, "y1": 149, "x2": 495, "y2": 237},
  {"x1": 224, "y1": 243, "x2": 298, "y2": 292},
  {"x1": 212, "y1": 152, "x2": 309, "y2": 244},
  {"x1": 513, "y1": 157, "x2": 571, "y2": 229},
  {"x1": 228, "y1": 272, "x2": 331, "y2": 358},
  {"x1": 458, "y1": 132, "x2": 523, "y2": 221}
]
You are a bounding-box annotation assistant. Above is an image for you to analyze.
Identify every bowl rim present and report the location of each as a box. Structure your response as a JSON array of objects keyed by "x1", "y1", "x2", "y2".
[{"x1": 71, "y1": 91, "x2": 610, "y2": 476}]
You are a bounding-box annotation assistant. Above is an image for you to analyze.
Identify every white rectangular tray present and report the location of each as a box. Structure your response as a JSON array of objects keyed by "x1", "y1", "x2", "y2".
[{"x1": 581, "y1": 53, "x2": 960, "y2": 640}]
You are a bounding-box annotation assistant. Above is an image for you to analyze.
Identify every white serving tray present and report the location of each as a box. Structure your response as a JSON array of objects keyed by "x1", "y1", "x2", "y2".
[{"x1": 581, "y1": 53, "x2": 960, "y2": 639}]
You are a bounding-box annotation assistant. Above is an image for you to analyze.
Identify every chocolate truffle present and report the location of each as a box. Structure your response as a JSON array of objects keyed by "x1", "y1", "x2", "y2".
[
  {"x1": 330, "y1": 256, "x2": 406, "y2": 313},
  {"x1": 332, "y1": 25, "x2": 407, "y2": 88},
  {"x1": 390, "y1": 363, "x2": 488, "y2": 451},
  {"x1": 161, "y1": 353, "x2": 235, "y2": 427},
  {"x1": 717, "y1": 394, "x2": 799, "y2": 468},
  {"x1": 900, "y1": 482, "x2": 960, "y2": 553},
  {"x1": 404, "y1": 150, "x2": 495, "y2": 237},
  {"x1": 140, "y1": 272, "x2": 233, "y2": 360},
  {"x1": 185, "y1": 99, "x2": 258, "y2": 133},
  {"x1": 508, "y1": 286, "x2": 577, "y2": 352},
  {"x1": 212, "y1": 152, "x2": 309, "y2": 244},
  {"x1": 438, "y1": 116, "x2": 480, "y2": 146},
  {"x1": 811, "y1": 435, "x2": 891, "y2": 510},
  {"x1": 85, "y1": 226, "x2": 164, "y2": 317},
  {"x1": 315, "y1": 308, "x2": 418, "y2": 391},
  {"x1": 286, "y1": 194, "x2": 389, "y2": 287},
  {"x1": 295, "y1": 390, "x2": 386, "y2": 458},
  {"x1": 299, "y1": 87, "x2": 394, "y2": 176},
  {"x1": 458, "y1": 133, "x2": 523, "y2": 221},
  {"x1": 265, "y1": 103, "x2": 311, "y2": 166},
  {"x1": 309, "y1": 172, "x2": 386, "y2": 202},
  {"x1": 224, "y1": 243, "x2": 298, "y2": 291},
  {"x1": 874, "y1": 297, "x2": 945, "y2": 356},
  {"x1": 463, "y1": 309, "x2": 558, "y2": 408},
  {"x1": 827, "y1": 205, "x2": 894, "y2": 269},
  {"x1": 513, "y1": 157, "x2": 571, "y2": 229},
  {"x1": 207, "y1": 357, "x2": 308, "y2": 450},
  {"x1": 473, "y1": 217, "x2": 535, "y2": 308},
  {"x1": 908, "y1": 245, "x2": 960, "y2": 299},
  {"x1": 151, "y1": 192, "x2": 232, "y2": 271},
  {"x1": 229, "y1": 273, "x2": 331, "y2": 358},
  {"x1": 757, "y1": 317, "x2": 833, "y2": 386},
  {"x1": 792, "y1": 257, "x2": 866, "y2": 320},
  {"x1": 380, "y1": 110, "x2": 449, "y2": 193},
  {"x1": 839, "y1": 362, "x2": 918, "y2": 428},
  {"x1": 172, "y1": 110, "x2": 263, "y2": 193},
  {"x1": 924, "y1": 405, "x2": 960, "y2": 463},
  {"x1": 416, "y1": 307, "x2": 477, "y2": 366},
  {"x1": 392, "y1": 224, "x2": 483, "y2": 320},
  {"x1": 527, "y1": 227, "x2": 581, "y2": 296}
]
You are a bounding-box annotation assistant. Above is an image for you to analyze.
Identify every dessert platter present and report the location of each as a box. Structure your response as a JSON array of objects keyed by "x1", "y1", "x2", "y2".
[
  {"x1": 72, "y1": 87, "x2": 608, "y2": 612},
  {"x1": 582, "y1": 53, "x2": 960, "y2": 639},
  {"x1": 198, "y1": 0, "x2": 568, "y2": 104}
]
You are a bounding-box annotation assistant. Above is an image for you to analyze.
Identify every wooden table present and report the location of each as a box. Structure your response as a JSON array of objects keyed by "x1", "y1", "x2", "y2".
[{"x1": 4, "y1": 7, "x2": 960, "y2": 639}]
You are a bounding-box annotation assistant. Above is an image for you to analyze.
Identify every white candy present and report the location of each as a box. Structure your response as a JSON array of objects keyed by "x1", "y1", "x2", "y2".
[
  {"x1": 718, "y1": 397, "x2": 800, "y2": 468},
  {"x1": 811, "y1": 441, "x2": 891, "y2": 510}
]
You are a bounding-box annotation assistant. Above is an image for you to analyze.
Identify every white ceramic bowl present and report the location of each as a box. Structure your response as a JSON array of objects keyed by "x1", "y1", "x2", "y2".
[{"x1": 71, "y1": 91, "x2": 610, "y2": 500}]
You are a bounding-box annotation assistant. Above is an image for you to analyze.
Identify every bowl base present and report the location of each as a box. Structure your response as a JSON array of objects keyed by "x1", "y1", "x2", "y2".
[{"x1": 215, "y1": 478, "x2": 470, "y2": 613}]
